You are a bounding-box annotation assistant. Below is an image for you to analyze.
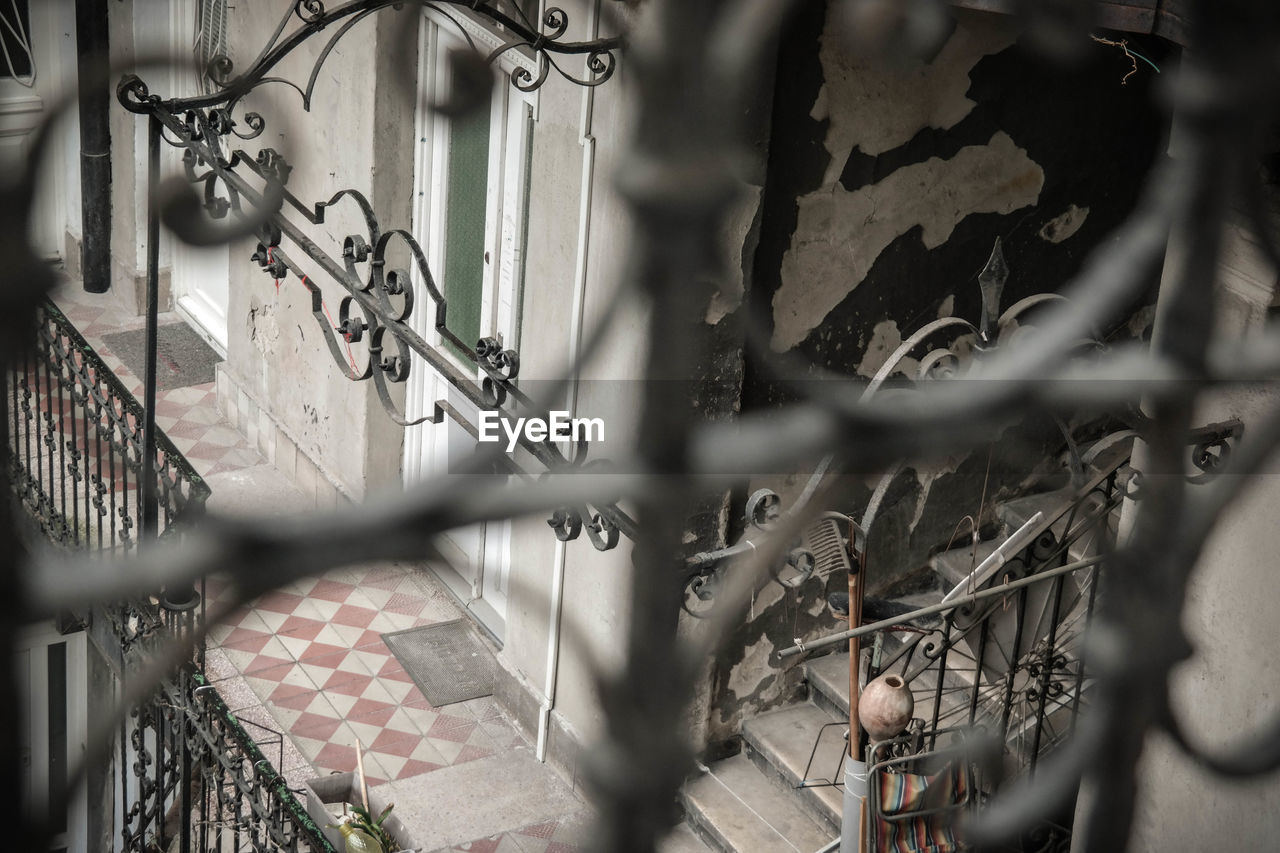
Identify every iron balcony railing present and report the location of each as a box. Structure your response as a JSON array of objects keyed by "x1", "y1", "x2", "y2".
[
  {"x1": 6, "y1": 299, "x2": 335, "y2": 852},
  {"x1": 863, "y1": 459, "x2": 1124, "y2": 772},
  {"x1": 781, "y1": 435, "x2": 1138, "y2": 851},
  {"x1": 6, "y1": 299, "x2": 209, "y2": 551},
  {"x1": 868, "y1": 452, "x2": 1129, "y2": 852},
  {"x1": 120, "y1": 670, "x2": 337, "y2": 853}
]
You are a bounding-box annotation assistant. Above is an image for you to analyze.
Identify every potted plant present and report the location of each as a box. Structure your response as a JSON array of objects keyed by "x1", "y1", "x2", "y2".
[{"x1": 303, "y1": 772, "x2": 418, "y2": 852}]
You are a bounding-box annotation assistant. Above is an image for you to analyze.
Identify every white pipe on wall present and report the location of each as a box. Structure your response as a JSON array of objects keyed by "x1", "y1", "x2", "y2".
[{"x1": 537, "y1": 0, "x2": 599, "y2": 764}]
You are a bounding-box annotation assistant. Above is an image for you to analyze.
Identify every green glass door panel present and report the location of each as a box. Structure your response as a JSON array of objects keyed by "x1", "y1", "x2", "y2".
[{"x1": 443, "y1": 103, "x2": 491, "y2": 362}]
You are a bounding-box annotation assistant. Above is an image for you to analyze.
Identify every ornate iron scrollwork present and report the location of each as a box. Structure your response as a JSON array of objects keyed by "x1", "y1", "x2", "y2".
[
  {"x1": 150, "y1": 120, "x2": 633, "y2": 548},
  {"x1": 1187, "y1": 420, "x2": 1244, "y2": 483}
]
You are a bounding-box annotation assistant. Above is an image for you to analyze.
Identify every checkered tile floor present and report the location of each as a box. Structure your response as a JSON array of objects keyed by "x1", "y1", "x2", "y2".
[
  {"x1": 204, "y1": 565, "x2": 522, "y2": 789},
  {"x1": 52, "y1": 285, "x2": 261, "y2": 478},
  {"x1": 51, "y1": 280, "x2": 578, "y2": 848}
]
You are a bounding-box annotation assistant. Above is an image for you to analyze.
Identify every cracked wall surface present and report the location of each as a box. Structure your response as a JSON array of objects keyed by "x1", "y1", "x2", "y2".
[
  {"x1": 813, "y1": 11, "x2": 1018, "y2": 177},
  {"x1": 711, "y1": 2, "x2": 1172, "y2": 744},
  {"x1": 773, "y1": 130, "x2": 1044, "y2": 351}
]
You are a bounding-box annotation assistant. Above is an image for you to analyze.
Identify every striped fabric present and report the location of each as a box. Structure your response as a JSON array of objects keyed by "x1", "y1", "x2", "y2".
[{"x1": 876, "y1": 764, "x2": 968, "y2": 853}]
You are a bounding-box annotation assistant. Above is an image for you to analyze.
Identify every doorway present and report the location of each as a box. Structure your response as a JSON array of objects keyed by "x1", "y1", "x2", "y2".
[{"x1": 402, "y1": 9, "x2": 537, "y2": 641}]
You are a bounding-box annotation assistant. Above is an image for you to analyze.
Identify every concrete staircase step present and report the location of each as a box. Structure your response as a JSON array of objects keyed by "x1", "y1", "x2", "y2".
[
  {"x1": 660, "y1": 821, "x2": 716, "y2": 853},
  {"x1": 997, "y1": 489, "x2": 1111, "y2": 562},
  {"x1": 806, "y1": 651, "x2": 852, "y2": 719},
  {"x1": 742, "y1": 704, "x2": 847, "y2": 832},
  {"x1": 903, "y1": 664, "x2": 985, "y2": 730},
  {"x1": 997, "y1": 489, "x2": 1072, "y2": 531},
  {"x1": 889, "y1": 590, "x2": 947, "y2": 620},
  {"x1": 807, "y1": 647, "x2": 980, "y2": 735},
  {"x1": 930, "y1": 540, "x2": 1002, "y2": 587},
  {"x1": 682, "y1": 753, "x2": 835, "y2": 853}
]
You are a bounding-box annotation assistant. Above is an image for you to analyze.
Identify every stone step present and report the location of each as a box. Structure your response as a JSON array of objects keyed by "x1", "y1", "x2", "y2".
[
  {"x1": 997, "y1": 489, "x2": 1115, "y2": 563},
  {"x1": 741, "y1": 704, "x2": 847, "y2": 832},
  {"x1": 900, "y1": 662, "x2": 987, "y2": 731},
  {"x1": 808, "y1": 588, "x2": 952, "y2": 719},
  {"x1": 681, "y1": 752, "x2": 835, "y2": 853},
  {"x1": 660, "y1": 821, "x2": 715, "y2": 853},
  {"x1": 806, "y1": 651, "x2": 854, "y2": 720},
  {"x1": 929, "y1": 540, "x2": 1002, "y2": 588},
  {"x1": 876, "y1": 590, "x2": 947, "y2": 623},
  {"x1": 815, "y1": 648, "x2": 981, "y2": 734}
]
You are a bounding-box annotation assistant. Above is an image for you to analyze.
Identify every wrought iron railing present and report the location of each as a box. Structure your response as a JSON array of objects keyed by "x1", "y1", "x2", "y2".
[
  {"x1": 113, "y1": 0, "x2": 635, "y2": 555},
  {"x1": 851, "y1": 449, "x2": 1129, "y2": 851},
  {"x1": 4, "y1": 299, "x2": 333, "y2": 851},
  {"x1": 867, "y1": 468, "x2": 1121, "y2": 763},
  {"x1": 95, "y1": 575, "x2": 337, "y2": 853},
  {"x1": 5, "y1": 299, "x2": 209, "y2": 551},
  {"x1": 117, "y1": 669, "x2": 336, "y2": 853}
]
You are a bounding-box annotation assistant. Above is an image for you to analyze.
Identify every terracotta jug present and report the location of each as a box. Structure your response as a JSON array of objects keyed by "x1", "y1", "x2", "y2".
[{"x1": 859, "y1": 673, "x2": 915, "y2": 740}]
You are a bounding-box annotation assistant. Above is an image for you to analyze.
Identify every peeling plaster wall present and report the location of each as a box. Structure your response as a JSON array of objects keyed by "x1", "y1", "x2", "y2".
[
  {"x1": 707, "y1": 560, "x2": 850, "y2": 745},
  {"x1": 759, "y1": 7, "x2": 1169, "y2": 379},
  {"x1": 773, "y1": 130, "x2": 1044, "y2": 351},
  {"x1": 814, "y1": 11, "x2": 1018, "y2": 174},
  {"x1": 711, "y1": 1, "x2": 1171, "y2": 742}
]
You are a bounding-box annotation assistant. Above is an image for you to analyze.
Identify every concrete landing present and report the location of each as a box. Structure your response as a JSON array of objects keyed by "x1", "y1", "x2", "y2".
[
  {"x1": 389, "y1": 746, "x2": 583, "y2": 850},
  {"x1": 806, "y1": 652, "x2": 854, "y2": 720},
  {"x1": 203, "y1": 462, "x2": 310, "y2": 517},
  {"x1": 930, "y1": 539, "x2": 1002, "y2": 587}
]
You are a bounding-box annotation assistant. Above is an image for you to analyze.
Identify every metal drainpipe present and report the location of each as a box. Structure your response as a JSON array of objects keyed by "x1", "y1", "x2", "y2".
[
  {"x1": 537, "y1": 0, "x2": 599, "y2": 764},
  {"x1": 75, "y1": 0, "x2": 112, "y2": 293}
]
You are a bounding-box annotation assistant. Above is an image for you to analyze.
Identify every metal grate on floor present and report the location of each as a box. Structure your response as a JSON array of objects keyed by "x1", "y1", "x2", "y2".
[{"x1": 382, "y1": 619, "x2": 496, "y2": 707}]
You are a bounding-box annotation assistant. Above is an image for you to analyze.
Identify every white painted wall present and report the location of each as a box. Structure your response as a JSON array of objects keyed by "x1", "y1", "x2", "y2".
[
  {"x1": 2, "y1": 0, "x2": 77, "y2": 260},
  {"x1": 1122, "y1": 211, "x2": 1280, "y2": 848}
]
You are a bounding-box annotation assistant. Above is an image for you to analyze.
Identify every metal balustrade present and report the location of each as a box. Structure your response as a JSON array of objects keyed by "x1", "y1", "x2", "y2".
[
  {"x1": 4, "y1": 299, "x2": 333, "y2": 851},
  {"x1": 117, "y1": 670, "x2": 338, "y2": 853},
  {"x1": 5, "y1": 299, "x2": 209, "y2": 552},
  {"x1": 863, "y1": 452, "x2": 1126, "y2": 776}
]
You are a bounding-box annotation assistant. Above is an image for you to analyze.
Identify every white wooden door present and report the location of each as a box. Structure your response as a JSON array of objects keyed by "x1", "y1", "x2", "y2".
[
  {"x1": 402, "y1": 14, "x2": 537, "y2": 639},
  {"x1": 168, "y1": 0, "x2": 229, "y2": 353}
]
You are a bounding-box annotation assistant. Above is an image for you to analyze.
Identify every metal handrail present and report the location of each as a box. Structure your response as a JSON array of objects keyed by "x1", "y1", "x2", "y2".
[
  {"x1": 777, "y1": 555, "x2": 1104, "y2": 659},
  {"x1": 776, "y1": 435, "x2": 1132, "y2": 660},
  {"x1": 185, "y1": 672, "x2": 337, "y2": 853}
]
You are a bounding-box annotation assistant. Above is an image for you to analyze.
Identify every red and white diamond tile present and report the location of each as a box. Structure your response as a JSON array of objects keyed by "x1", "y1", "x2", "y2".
[
  {"x1": 51, "y1": 285, "x2": 530, "y2": 813},
  {"x1": 50, "y1": 286, "x2": 262, "y2": 480},
  {"x1": 208, "y1": 562, "x2": 519, "y2": 788}
]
